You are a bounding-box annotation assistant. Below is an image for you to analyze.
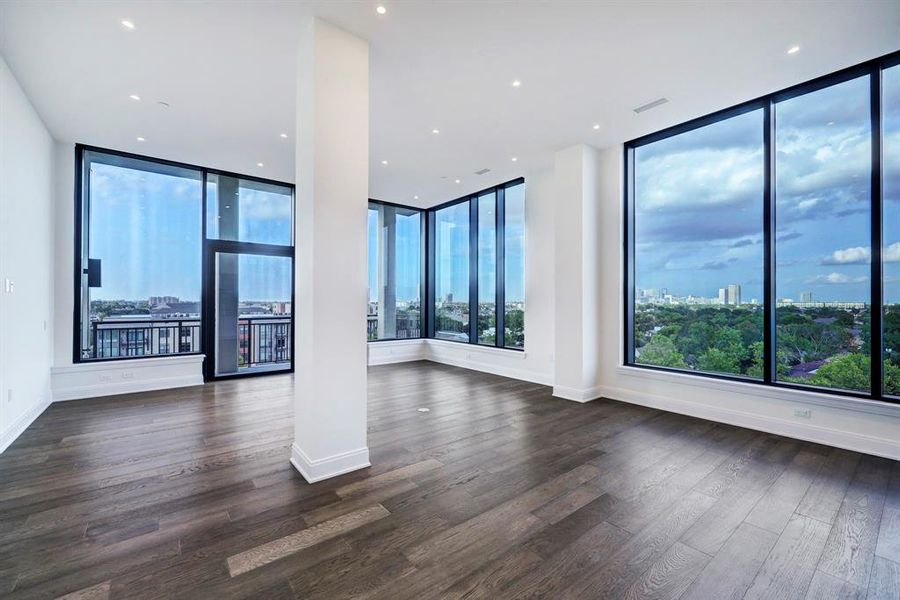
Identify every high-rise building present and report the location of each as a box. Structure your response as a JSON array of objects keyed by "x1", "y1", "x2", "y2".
[
  {"x1": 800, "y1": 291, "x2": 813, "y2": 303},
  {"x1": 718, "y1": 288, "x2": 727, "y2": 305},
  {"x1": 727, "y1": 284, "x2": 741, "y2": 306}
]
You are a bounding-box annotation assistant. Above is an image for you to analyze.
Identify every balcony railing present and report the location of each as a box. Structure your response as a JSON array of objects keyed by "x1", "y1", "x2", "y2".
[
  {"x1": 88, "y1": 315, "x2": 292, "y2": 370},
  {"x1": 90, "y1": 318, "x2": 201, "y2": 359},
  {"x1": 238, "y1": 316, "x2": 291, "y2": 368}
]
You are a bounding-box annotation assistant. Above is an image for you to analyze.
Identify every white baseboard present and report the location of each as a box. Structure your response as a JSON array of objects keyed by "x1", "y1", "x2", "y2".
[
  {"x1": 290, "y1": 443, "x2": 371, "y2": 483},
  {"x1": 367, "y1": 340, "x2": 427, "y2": 366},
  {"x1": 0, "y1": 396, "x2": 51, "y2": 454},
  {"x1": 425, "y1": 341, "x2": 552, "y2": 386},
  {"x1": 552, "y1": 385, "x2": 602, "y2": 403},
  {"x1": 595, "y1": 383, "x2": 900, "y2": 461}
]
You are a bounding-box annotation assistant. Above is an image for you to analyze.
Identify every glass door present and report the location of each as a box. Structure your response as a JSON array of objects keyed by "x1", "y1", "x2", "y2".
[{"x1": 205, "y1": 244, "x2": 293, "y2": 379}]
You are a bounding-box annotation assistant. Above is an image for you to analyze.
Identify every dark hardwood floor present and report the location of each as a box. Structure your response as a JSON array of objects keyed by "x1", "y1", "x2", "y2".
[{"x1": 1, "y1": 361, "x2": 899, "y2": 599}]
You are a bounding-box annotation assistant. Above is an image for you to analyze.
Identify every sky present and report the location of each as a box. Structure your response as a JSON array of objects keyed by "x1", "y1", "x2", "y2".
[
  {"x1": 368, "y1": 184, "x2": 526, "y2": 305},
  {"x1": 634, "y1": 66, "x2": 900, "y2": 304}
]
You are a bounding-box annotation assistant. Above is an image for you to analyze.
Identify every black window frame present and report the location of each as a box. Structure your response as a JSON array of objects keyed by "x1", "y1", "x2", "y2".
[
  {"x1": 73, "y1": 143, "x2": 296, "y2": 377},
  {"x1": 366, "y1": 198, "x2": 427, "y2": 342},
  {"x1": 624, "y1": 49, "x2": 900, "y2": 404}
]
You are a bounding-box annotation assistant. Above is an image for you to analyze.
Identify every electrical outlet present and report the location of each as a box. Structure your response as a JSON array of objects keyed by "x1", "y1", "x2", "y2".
[
  {"x1": 794, "y1": 408, "x2": 812, "y2": 419},
  {"x1": 121, "y1": 371, "x2": 134, "y2": 380},
  {"x1": 6, "y1": 389, "x2": 11, "y2": 404},
  {"x1": 99, "y1": 374, "x2": 112, "y2": 383}
]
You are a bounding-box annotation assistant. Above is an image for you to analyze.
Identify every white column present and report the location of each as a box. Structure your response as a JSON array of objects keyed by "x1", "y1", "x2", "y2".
[
  {"x1": 552, "y1": 144, "x2": 602, "y2": 402},
  {"x1": 291, "y1": 18, "x2": 370, "y2": 483}
]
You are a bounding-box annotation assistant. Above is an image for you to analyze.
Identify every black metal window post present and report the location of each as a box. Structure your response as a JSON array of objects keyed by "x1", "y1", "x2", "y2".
[
  {"x1": 496, "y1": 186, "x2": 506, "y2": 348},
  {"x1": 469, "y1": 196, "x2": 479, "y2": 344},
  {"x1": 871, "y1": 65, "x2": 884, "y2": 399}
]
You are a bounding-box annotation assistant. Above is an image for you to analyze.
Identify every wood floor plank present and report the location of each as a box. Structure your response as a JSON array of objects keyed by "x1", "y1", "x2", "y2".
[
  {"x1": 681, "y1": 522, "x2": 778, "y2": 600},
  {"x1": 744, "y1": 514, "x2": 831, "y2": 600},
  {"x1": 226, "y1": 504, "x2": 390, "y2": 576},
  {"x1": 867, "y1": 556, "x2": 900, "y2": 600},
  {"x1": 816, "y1": 454, "x2": 891, "y2": 587}
]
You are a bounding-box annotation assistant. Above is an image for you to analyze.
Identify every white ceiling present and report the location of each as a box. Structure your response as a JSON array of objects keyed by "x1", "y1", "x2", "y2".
[{"x1": 1, "y1": 1, "x2": 899, "y2": 207}]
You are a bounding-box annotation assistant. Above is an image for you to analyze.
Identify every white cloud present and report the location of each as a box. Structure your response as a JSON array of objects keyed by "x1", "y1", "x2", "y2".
[
  {"x1": 806, "y1": 272, "x2": 868, "y2": 284},
  {"x1": 821, "y1": 242, "x2": 900, "y2": 265},
  {"x1": 822, "y1": 245, "x2": 870, "y2": 265}
]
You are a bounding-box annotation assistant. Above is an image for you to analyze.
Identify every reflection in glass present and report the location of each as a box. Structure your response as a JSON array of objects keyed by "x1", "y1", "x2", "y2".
[
  {"x1": 504, "y1": 183, "x2": 525, "y2": 349},
  {"x1": 884, "y1": 65, "x2": 900, "y2": 395},
  {"x1": 214, "y1": 253, "x2": 292, "y2": 377},
  {"x1": 207, "y1": 174, "x2": 293, "y2": 245},
  {"x1": 79, "y1": 151, "x2": 202, "y2": 360},
  {"x1": 477, "y1": 192, "x2": 497, "y2": 344},
  {"x1": 434, "y1": 202, "x2": 470, "y2": 341},
  {"x1": 775, "y1": 76, "x2": 871, "y2": 393},
  {"x1": 367, "y1": 203, "x2": 422, "y2": 340},
  {"x1": 633, "y1": 109, "x2": 765, "y2": 377}
]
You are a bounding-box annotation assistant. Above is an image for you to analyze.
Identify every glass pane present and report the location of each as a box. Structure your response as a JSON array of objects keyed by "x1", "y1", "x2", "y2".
[
  {"x1": 80, "y1": 151, "x2": 202, "y2": 360},
  {"x1": 207, "y1": 173, "x2": 293, "y2": 245},
  {"x1": 367, "y1": 202, "x2": 422, "y2": 341},
  {"x1": 477, "y1": 192, "x2": 497, "y2": 345},
  {"x1": 633, "y1": 109, "x2": 765, "y2": 377},
  {"x1": 775, "y1": 75, "x2": 871, "y2": 393},
  {"x1": 504, "y1": 183, "x2": 525, "y2": 349},
  {"x1": 434, "y1": 201, "x2": 470, "y2": 341},
  {"x1": 884, "y1": 65, "x2": 900, "y2": 395},
  {"x1": 214, "y1": 253, "x2": 292, "y2": 376}
]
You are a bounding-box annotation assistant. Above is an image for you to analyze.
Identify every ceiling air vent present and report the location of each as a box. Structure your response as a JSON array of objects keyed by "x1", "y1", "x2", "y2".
[
  {"x1": 474, "y1": 168, "x2": 491, "y2": 175},
  {"x1": 633, "y1": 97, "x2": 669, "y2": 114}
]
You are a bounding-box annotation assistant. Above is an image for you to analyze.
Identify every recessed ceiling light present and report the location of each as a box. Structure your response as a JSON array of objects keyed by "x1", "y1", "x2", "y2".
[
  {"x1": 511, "y1": 80, "x2": 522, "y2": 87},
  {"x1": 511, "y1": 157, "x2": 518, "y2": 162},
  {"x1": 432, "y1": 128, "x2": 440, "y2": 134},
  {"x1": 129, "y1": 94, "x2": 141, "y2": 101},
  {"x1": 257, "y1": 162, "x2": 264, "y2": 167},
  {"x1": 414, "y1": 195, "x2": 419, "y2": 200},
  {"x1": 121, "y1": 19, "x2": 135, "y2": 30},
  {"x1": 376, "y1": 5, "x2": 386, "y2": 14},
  {"x1": 280, "y1": 133, "x2": 288, "y2": 139},
  {"x1": 787, "y1": 45, "x2": 800, "y2": 55},
  {"x1": 381, "y1": 160, "x2": 388, "y2": 165},
  {"x1": 417, "y1": 407, "x2": 430, "y2": 412},
  {"x1": 593, "y1": 124, "x2": 600, "y2": 130},
  {"x1": 136, "y1": 136, "x2": 145, "y2": 142},
  {"x1": 455, "y1": 179, "x2": 461, "y2": 184}
]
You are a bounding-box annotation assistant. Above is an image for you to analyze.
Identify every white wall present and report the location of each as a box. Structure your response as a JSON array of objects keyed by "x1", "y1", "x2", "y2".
[
  {"x1": 590, "y1": 144, "x2": 900, "y2": 460},
  {"x1": 0, "y1": 56, "x2": 55, "y2": 451}
]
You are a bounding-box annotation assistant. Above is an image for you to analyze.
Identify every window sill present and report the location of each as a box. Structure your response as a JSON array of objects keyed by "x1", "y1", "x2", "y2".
[
  {"x1": 615, "y1": 364, "x2": 900, "y2": 418},
  {"x1": 55, "y1": 354, "x2": 206, "y2": 374}
]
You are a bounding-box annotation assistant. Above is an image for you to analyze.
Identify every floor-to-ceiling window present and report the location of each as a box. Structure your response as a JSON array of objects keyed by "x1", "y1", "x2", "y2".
[
  {"x1": 367, "y1": 201, "x2": 423, "y2": 341},
  {"x1": 625, "y1": 51, "x2": 900, "y2": 403},
  {"x1": 477, "y1": 191, "x2": 497, "y2": 344},
  {"x1": 504, "y1": 181, "x2": 526, "y2": 350},
  {"x1": 775, "y1": 76, "x2": 871, "y2": 393},
  {"x1": 631, "y1": 110, "x2": 764, "y2": 377},
  {"x1": 76, "y1": 149, "x2": 203, "y2": 361},
  {"x1": 884, "y1": 64, "x2": 900, "y2": 396},
  {"x1": 433, "y1": 201, "x2": 471, "y2": 341},
  {"x1": 75, "y1": 146, "x2": 295, "y2": 380}
]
